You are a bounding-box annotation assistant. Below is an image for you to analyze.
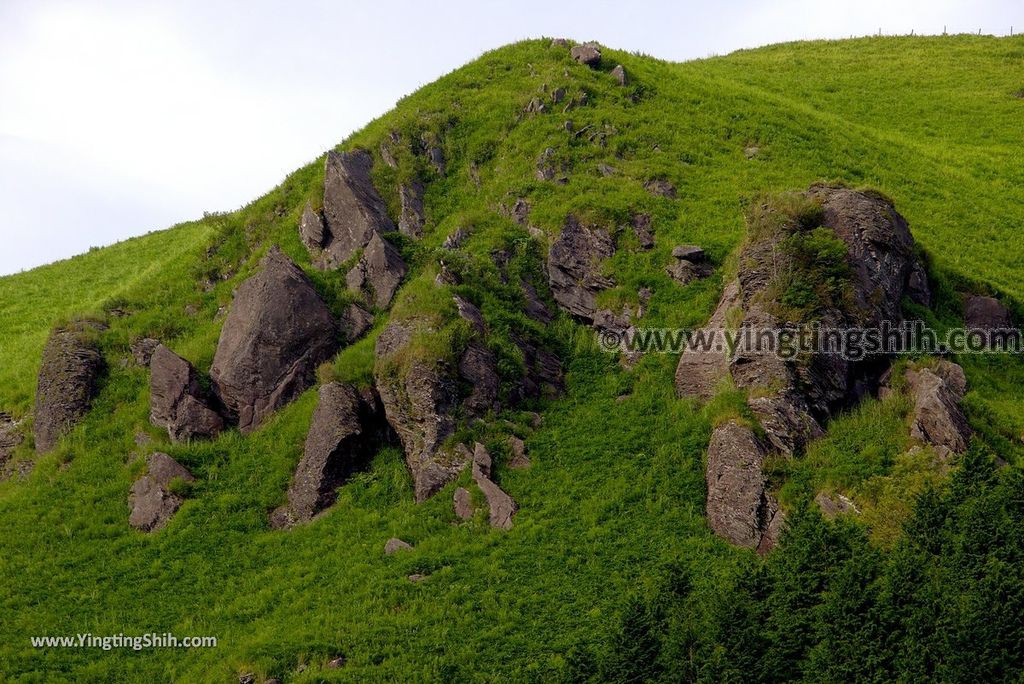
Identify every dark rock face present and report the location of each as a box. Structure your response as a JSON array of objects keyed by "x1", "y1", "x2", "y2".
[
  {"x1": 271, "y1": 383, "x2": 386, "y2": 527},
  {"x1": 455, "y1": 296, "x2": 499, "y2": 416},
  {"x1": 398, "y1": 182, "x2": 425, "y2": 238},
  {"x1": 374, "y1": 322, "x2": 466, "y2": 501},
  {"x1": 611, "y1": 64, "x2": 627, "y2": 85},
  {"x1": 631, "y1": 213, "x2": 654, "y2": 250},
  {"x1": 964, "y1": 295, "x2": 1014, "y2": 346},
  {"x1": 676, "y1": 280, "x2": 740, "y2": 401},
  {"x1": 522, "y1": 282, "x2": 555, "y2": 324},
  {"x1": 705, "y1": 421, "x2": 780, "y2": 553},
  {"x1": 667, "y1": 244, "x2": 713, "y2": 285},
  {"x1": 510, "y1": 333, "x2": 565, "y2": 401},
  {"x1": 34, "y1": 323, "x2": 105, "y2": 453},
  {"x1": 129, "y1": 452, "x2": 194, "y2": 532},
  {"x1": 346, "y1": 233, "x2": 408, "y2": 308},
  {"x1": 904, "y1": 361, "x2": 970, "y2": 454},
  {"x1": 319, "y1": 150, "x2": 396, "y2": 268},
  {"x1": 340, "y1": 303, "x2": 374, "y2": 343},
  {"x1": 547, "y1": 215, "x2": 616, "y2": 322},
  {"x1": 149, "y1": 345, "x2": 224, "y2": 443},
  {"x1": 211, "y1": 248, "x2": 339, "y2": 434},
  {"x1": 0, "y1": 413, "x2": 23, "y2": 468},
  {"x1": 299, "y1": 201, "x2": 327, "y2": 253},
  {"x1": 427, "y1": 146, "x2": 446, "y2": 176},
  {"x1": 471, "y1": 443, "x2": 517, "y2": 529},
  {"x1": 130, "y1": 337, "x2": 161, "y2": 367},
  {"x1": 570, "y1": 42, "x2": 602, "y2": 67}
]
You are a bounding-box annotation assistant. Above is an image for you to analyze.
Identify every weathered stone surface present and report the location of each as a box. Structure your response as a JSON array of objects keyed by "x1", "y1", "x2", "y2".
[
  {"x1": 550, "y1": 38, "x2": 570, "y2": 47},
  {"x1": 672, "y1": 245, "x2": 705, "y2": 261},
  {"x1": 319, "y1": 150, "x2": 396, "y2": 268},
  {"x1": 34, "y1": 322, "x2": 105, "y2": 453},
  {"x1": 675, "y1": 280, "x2": 740, "y2": 401},
  {"x1": 384, "y1": 537, "x2": 412, "y2": 555},
  {"x1": 346, "y1": 233, "x2": 407, "y2": 308},
  {"x1": 211, "y1": 248, "x2": 338, "y2": 433},
  {"x1": 374, "y1": 322, "x2": 467, "y2": 501},
  {"x1": 426, "y1": 146, "x2": 446, "y2": 175},
  {"x1": 547, "y1": 215, "x2": 616, "y2": 322},
  {"x1": 454, "y1": 296, "x2": 500, "y2": 415},
  {"x1": 130, "y1": 337, "x2": 161, "y2": 367},
  {"x1": 815, "y1": 491, "x2": 859, "y2": 518},
  {"x1": 508, "y1": 436, "x2": 530, "y2": 469},
  {"x1": 705, "y1": 421, "x2": 779, "y2": 551},
  {"x1": 149, "y1": 345, "x2": 224, "y2": 443},
  {"x1": 398, "y1": 182, "x2": 425, "y2": 238},
  {"x1": 666, "y1": 258, "x2": 713, "y2": 286},
  {"x1": 524, "y1": 97, "x2": 546, "y2": 114},
  {"x1": 272, "y1": 383, "x2": 386, "y2": 527},
  {"x1": 644, "y1": 179, "x2": 676, "y2": 198},
  {"x1": 904, "y1": 361, "x2": 971, "y2": 454},
  {"x1": 611, "y1": 64, "x2": 627, "y2": 85},
  {"x1": 0, "y1": 413, "x2": 23, "y2": 468},
  {"x1": 631, "y1": 213, "x2": 654, "y2": 250},
  {"x1": 511, "y1": 198, "x2": 531, "y2": 226},
  {"x1": 453, "y1": 486, "x2": 474, "y2": 520},
  {"x1": 570, "y1": 42, "x2": 601, "y2": 67},
  {"x1": 964, "y1": 295, "x2": 1014, "y2": 346},
  {"x1": 522, "y1": 281, "x2": 554, "y2": 324},
  {"x1": 442, "y1": 228, "x2": 469, "y2": 250},
  {"x1": 299, "y1": 201, "x2": 327, "y2": 253},
  {"x1": 340, "y1": 303, "x2": 374, "y2": 343},
  {"x1": 510, "y1": 333, "x2": 565, "y2": 401},
  {"x1": 129, "y1": 452, "x2": 194, "y2": 532},
  {"x1": 471, "y1": 443, "x2": 517, "y2": 529}
]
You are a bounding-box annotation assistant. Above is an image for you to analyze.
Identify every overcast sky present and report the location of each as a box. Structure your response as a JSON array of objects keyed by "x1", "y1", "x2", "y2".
[{"x1": 0, "y1": 0, "x2": 1020, "y2": 275}]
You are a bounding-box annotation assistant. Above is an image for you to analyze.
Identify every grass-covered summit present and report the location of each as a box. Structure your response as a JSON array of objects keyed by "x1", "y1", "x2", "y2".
[{"x1": 2, "y1": 35, "x2": 1024, "y2": 682}]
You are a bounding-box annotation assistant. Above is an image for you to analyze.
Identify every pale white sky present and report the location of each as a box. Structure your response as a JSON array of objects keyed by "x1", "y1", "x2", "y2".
[{"x1": 0, "y1": 0, "x2": 1019, "y2": 275}]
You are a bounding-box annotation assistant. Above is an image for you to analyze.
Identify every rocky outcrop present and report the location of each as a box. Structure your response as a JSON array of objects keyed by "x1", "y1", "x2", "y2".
[
  {"x1": 130, "y1": 337, "x2": 161, "y2": 367},
  {"x1": 299, "y1": 201, "x2": 327, "y2": 253},
  {"x1": 675, "y1": 280, "x2": 740, "y2": 401},
  {"x1": 815, "y1": 491, "x2": 859, "y2": 518},
  {"x1": 611, "y1": 64, "x2": 627, "y2": 86},
  {"x1": 442, "y1": 228, "x2": 469, "y2": 250},
  {"x1": 453, "y1": 487, "x2": 474, "y2": 520},
  {"x1": 471, "y1": 443, "x2": 517, "y2": 529},
  {"x1": 508, "y1": 436, "x2": 530, "y2": 469},
  {"x1": 346, "y1": 233, "x2": 408, "y2": 308},
  {"x1": 666, "y1": 244, "x2": 713, "y2": 285},
  {"x1": 129, "y1": 452, "x2": 195, "y2": 532},
  {"x1": 374, "y1": 321, "x2": 465, "y2": 501},
  {"x1": 34, "y1": 322, "x2": 105, "y2": 453},
  {"x1": 705, "y1": 421, "x2": 780, "y2": 553},
  {"x1": 317, "y1": 150, "x2": 396, "y2": 268},
  {"x1": 271, "y1": 383, "x2": 387, "y2": 528},
  {"x1": 211, "y1": 248, "x2": 339, "y2": 434},
  {"x1": 631, "y1": 213, "x2": 654, "y2": 250},
  {"x1": 522, "y1": 281, "x2": 555, "y2": 324},
  {"x1": 903, "y1": 361, "x2": 970, "y2": 454},
  {"x1": 0, "y1": 413, "x2": 23, "y2": 468},
  {"x1": 398, "y1": 182, "x2": 425, "y2": 238},
  {"x1": 149, "y1": 345, "x2": 224, "y2": 443},
  {"x1": 644, "y1": 179, "x2": 676, "y2": 198},
  {"x1": 964, "y1": 295, "x2": 1014, "y2": 347},
  {"x1": 570, "y1": 42, "x2": 602, "y2": 67},
  {"x1": 454, "y1": 296, "x2": 499, "y2": 415},
  {"x1": 547, "y1": 215, "x2": 616, "y2": 322},
  {"x1": 340, "y1": 303, "x2": 374, "y2": 343}
]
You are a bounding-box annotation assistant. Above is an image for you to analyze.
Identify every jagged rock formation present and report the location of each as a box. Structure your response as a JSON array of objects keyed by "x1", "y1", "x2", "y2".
[
  {"x1": 902, "y1": 361, "x2": 971, "y2": 455},
  {"x1": 692, "y1": 186, "x2": 934, "y2": 552},
  {"x1": 547, "y1": 215, "x2": 616, "y2": 322},
  {"x1": 340, "y1": 303, "x2": 374, "y2": 343},
  {"x1": 316, "y1": 150, "x2": 396, "y2": 269},
  {"x1": 471, "y1": 443, "x2": 517, "y2": 529},
  {"x1": 271, "y1": 383, "x2": 388, "y2": 528},
  {"x1": 129, "y1": 452, "x2": 194, "y2": 532},
  {"x1": 299, "y1": 201, "x2": 328, "y2": 254},
  {"x1": 211, "y1": 248, "x2": 338, "y2": 433},
  {"x1": 570, "y1": 42, "x2": 601, "y2": 67},
  {"x1": 374, "y1": 320, "x2": 465, "y2": 501},
  {"x1": 0, "y1": 413, "x2": 23, "y2": 469},
  {"x1": 454, "y1": 296, "x2": 500, "y2": 415},
  {"x1": 398, "y1": 182, "x2": 425, "y2": 238},
  {"x1": 644, "y1": 179, "x2": 676, "y2": 198},
  {"x1": 705, "y1": 421, "x2": 781, "y2": 553},
  {"x1": 149, "y1": 345, "x2": 224, "y2": 442},
  {"x1": 345, "y1": 233, "x2": 408, "y2": 308},
  {"x1": 666, "y1": 244, "x2": 713, "y2": 285},
  {"x1": 34, "y1": 322, "x2": 106, "y2": 453}
]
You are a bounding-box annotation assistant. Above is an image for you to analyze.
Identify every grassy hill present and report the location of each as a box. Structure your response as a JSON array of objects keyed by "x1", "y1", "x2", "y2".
[{"x1": 2, "y1": 35, "x2": 1024, "y2": 682}]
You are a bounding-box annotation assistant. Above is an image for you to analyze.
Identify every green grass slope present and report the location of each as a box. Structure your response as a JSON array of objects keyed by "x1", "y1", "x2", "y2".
[{"x1": 1, "y1": 35, "x2": 1024, "y2": 682}]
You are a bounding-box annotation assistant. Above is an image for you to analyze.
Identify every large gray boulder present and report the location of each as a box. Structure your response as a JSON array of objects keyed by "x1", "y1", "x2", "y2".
[
  {"x1": 271, "y1": 383, "x2": 386, "y2": 527},
  {"x1": 345, "y1": 233, "x2": 407, "y2": 308},
  {"x1": 705, "y1": 421, "x2": 781, "y2": 553},
  {"x1": 547, "y1": 215, "x2": 616, "y2": 322},
  {"x1": 149, "y1": 345, "x2": 224, "y2": 442},
  {"x1": 904, "y1": 361, "x2": 970, "y2": 454},
  {"x1": 34, "y1": 322, "x2": 105, "y2": 453},
  {"x1": 374, "y1": 321, "x2": 467, "y2": 501},
  {"x1": 211, "y1": 248, "x2": 339, "y2": 433},
  {"x1": 570, "y1": 42, "x2": 602, "y2": 67},
  {"x1": 318, "y1": 150, "x2": 396, "y2": 268},
  {"x1": 129, "y1": 452, "x2": 195, "y2": 532}
]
